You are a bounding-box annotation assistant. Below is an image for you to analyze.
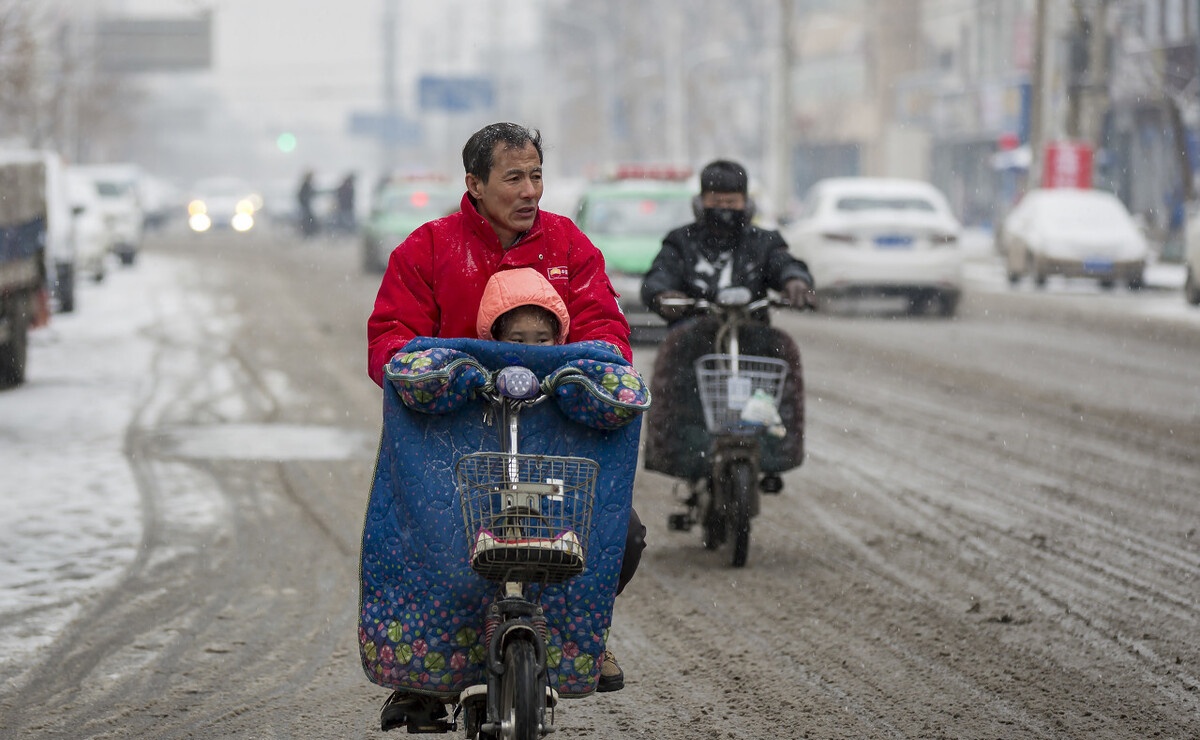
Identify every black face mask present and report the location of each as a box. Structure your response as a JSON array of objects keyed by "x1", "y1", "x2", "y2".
[{"x1": 703, "y1": 207, "x2": 748, "y2": 232}]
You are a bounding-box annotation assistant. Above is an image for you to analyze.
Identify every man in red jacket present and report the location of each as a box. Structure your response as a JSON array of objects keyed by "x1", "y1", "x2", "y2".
[
  {"x1": 368, "y1": 122, "x2": 641, "y2": 731},
  {"x1": 367, "y1": 122, "x2": 631, "y2": 386}
]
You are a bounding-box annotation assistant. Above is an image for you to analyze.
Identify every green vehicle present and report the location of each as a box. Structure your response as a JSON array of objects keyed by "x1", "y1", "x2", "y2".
[
  {"x1": 573, "y1": 178, "x2": 695, "y2": 341},
  {"x1": 362, "y1": 180, "x2": 462, "y2": 273}
]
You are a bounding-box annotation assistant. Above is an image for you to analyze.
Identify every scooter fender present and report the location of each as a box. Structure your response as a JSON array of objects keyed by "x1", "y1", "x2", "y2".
[{"x1": 488, "y1": 620, "x2": 547, "y2": 678}]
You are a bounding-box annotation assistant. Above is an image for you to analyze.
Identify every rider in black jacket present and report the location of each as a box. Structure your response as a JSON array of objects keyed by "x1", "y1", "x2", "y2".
[
  {"x1": 640, "y1": 159, "x2": 814, "y2": 490},
  {"x1": 641, "y1": 159, "x2": 814, "y2": 321}
]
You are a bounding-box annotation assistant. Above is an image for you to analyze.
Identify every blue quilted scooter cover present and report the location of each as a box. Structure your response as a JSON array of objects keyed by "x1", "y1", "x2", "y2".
[{"x1": 358, "y1": 338, "x2": 641, "y2": 698}]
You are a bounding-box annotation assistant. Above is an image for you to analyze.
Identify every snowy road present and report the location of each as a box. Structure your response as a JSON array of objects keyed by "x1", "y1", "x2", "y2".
[{"x1": 1, "y1": 228, "x2": 1198, "y2": 738}]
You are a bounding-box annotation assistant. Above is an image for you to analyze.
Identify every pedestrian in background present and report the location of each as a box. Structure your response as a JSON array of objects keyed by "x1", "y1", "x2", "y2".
[{"x1": 296, "y1": 170, "x2": 318, "y2": 238}]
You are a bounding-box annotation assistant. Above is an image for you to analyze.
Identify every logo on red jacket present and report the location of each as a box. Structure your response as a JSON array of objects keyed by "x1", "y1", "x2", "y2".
[{"x1": 547, "y1": 266, "x2": 568, "y2": 281}]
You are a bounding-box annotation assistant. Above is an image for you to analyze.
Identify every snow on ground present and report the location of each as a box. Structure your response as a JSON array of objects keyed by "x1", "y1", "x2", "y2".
[
  {"x1": 0, "y1": 254, "x2": 215, "y2": 681},
  {"x1": 0, "y1": 251, "x2": 372, "y2": 690},
  {"x1": 1, "y1": 239, "x2": 1195, "y2": 690}
]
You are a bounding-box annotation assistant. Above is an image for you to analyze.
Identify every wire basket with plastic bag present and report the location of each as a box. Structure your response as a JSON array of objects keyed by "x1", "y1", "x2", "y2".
[{"x1": 694, "y1": 353, "x2": 789, "y2": 436}]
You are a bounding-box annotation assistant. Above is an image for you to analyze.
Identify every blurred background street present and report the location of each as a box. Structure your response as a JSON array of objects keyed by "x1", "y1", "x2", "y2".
[{"x1": 3, "y1": 1, "x2": 1200, "y2": 738}]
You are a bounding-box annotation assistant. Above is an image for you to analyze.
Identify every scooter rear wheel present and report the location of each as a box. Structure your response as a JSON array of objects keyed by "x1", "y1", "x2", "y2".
[{"x1": 702, "y1": 479, "x2": 724, "y2": 550}]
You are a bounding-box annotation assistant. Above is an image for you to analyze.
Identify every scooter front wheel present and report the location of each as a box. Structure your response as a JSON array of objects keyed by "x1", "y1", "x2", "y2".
[
  {"x1": 729, "y1": 461, "x2": 754, "y2": 567},
  {"x1": 498, "y1": 639, "x2": 542, "y2": 740}
]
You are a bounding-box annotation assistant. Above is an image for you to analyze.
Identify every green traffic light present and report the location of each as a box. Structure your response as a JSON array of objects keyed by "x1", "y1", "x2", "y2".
[{"x1": 276, "y1": 132, "x2": 297, "y2": 153}]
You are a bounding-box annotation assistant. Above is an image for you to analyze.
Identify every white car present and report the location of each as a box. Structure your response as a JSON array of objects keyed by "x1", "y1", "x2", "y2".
[
  {"x1": 1185, "y1": 203, "x2": 1200, "y2": 306},
  {"x1": 69, "y1": 164, "x2": 145, "y2": 266},
  {"x1": 1000, "y1": 188, "x2": 1147, "y2": 290},
  {"x1": 64, "y1": 169, "x2": 114, "y2": 285},
  {"x1": 783, "y1": 177, "x2": 964, "y2": 316},
  {"x1": 186, "y1": 177, "x2": 263, "y2": 234}
]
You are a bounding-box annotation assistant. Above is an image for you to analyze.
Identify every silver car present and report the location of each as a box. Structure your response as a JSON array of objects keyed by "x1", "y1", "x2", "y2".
[{"x1": 1000, "y1": 188, "x2": 1148, "y2": 290}]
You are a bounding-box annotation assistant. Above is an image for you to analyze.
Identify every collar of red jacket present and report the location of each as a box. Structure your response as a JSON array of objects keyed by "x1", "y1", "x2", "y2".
[{"x1": 460, "y1": 191, "x2": 543, "y2": 250}]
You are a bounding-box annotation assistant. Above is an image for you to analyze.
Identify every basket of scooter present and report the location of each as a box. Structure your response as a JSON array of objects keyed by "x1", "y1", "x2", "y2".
[
  {"x1": 694, "y1": 353, "x2": 790, "y2": 435},
  {"x1": 456, "y1": 452, "x2": 599, "y2": 583}
]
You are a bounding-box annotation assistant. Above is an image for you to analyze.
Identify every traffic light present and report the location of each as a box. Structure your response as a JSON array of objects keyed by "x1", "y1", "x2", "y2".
[{"x1": 276, "y1": 132, "x2": 297, "y2": 153}]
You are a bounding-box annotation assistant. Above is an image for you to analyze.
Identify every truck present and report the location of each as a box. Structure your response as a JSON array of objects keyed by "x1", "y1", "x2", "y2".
[{"x1": 0, "y1": 154, "x2": 49, "y2": 389}]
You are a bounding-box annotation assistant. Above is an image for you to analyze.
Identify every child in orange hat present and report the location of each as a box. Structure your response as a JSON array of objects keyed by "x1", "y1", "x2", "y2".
[{"x1": 476, "y1": 268, "x2": 571, "y2": 346}]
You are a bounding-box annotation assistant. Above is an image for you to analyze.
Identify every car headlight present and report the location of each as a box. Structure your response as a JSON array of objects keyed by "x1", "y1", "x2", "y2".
[
  {"x1": 189, "y1": 213, "x2": 212, "y2": 232},
  {"x1": 231, "y1": 212, "x2": 254, "y2": 232}
]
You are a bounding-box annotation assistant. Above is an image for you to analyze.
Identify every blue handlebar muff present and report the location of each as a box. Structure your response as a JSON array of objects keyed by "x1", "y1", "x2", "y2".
[{"x1": 495, "y1": 365, "x2": 540, "y2": 400}]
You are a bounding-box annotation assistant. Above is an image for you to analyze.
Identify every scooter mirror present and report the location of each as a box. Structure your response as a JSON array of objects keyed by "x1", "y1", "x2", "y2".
[{"x1": 495, "y1": 366, "x2": 540, "y2": 400}]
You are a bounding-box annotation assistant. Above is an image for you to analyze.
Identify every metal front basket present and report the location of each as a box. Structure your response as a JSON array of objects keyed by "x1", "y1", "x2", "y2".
[
  {"x1": 455, "y1": 452, "x2": 598, "y2": 583},
  {"x1": 694, "y1": 353, "x2": 790, "y2": 434}
]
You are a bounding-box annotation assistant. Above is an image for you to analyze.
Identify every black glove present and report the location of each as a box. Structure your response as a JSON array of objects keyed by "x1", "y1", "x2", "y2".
[{"x1": 783, "y1": 279, "x2": 816, "y2": 310}]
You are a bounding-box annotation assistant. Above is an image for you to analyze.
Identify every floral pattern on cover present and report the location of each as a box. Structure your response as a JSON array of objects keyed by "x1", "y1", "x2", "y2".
[
  {"x1": 359, "y1": 337, "x2": 642, "y2": 698},
  {"x1": 548, "y1": 360, "x2": 651, "y2": 431},
  {"x1": 385, "y1": 347, "x2": 489, "y2": 415}
]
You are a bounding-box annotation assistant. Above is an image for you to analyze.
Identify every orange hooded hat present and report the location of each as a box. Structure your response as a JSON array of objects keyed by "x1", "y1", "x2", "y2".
[{"x1": 476, "y1": 268, "x2": 571, "y2": 344}]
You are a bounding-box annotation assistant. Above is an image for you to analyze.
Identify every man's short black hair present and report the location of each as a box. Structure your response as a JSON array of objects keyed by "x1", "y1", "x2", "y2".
[
  {"x1": 699, "y1": 160, "x2": 748, "y2": 195},
  {"x1": 462, "y1": 122, "x2": 543, "y2": 182}
]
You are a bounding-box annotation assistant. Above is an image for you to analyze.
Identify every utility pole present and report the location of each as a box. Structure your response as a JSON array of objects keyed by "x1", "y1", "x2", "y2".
[
  {"x1": 1063, "y1": 0, "x2": 1110, "y2": 145},
  {"x1": 1191, "y1": 0, "x2": 1200, "y2": 201},
  {"x1": 1091, "y1": 0, "x2": 1111, "y2": 146},
  {"x1": 1064, "y1": 2, "x2": 1088, "y2": 139},
  {"x1": 768, "y1": 0, "x2": 794, "y2": 224},
  {"x1": 381, "y1": 0, "x2": 399, "y2": 173},
  {"x1": 1029, "y1": 0, "x2": 1048, "y2": 186},
  {"x1": 663, "y1": 6, "x2": 686, "y2": 165}
]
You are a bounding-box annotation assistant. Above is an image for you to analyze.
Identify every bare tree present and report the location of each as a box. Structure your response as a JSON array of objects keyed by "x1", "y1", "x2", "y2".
[
  {"x1": 0, "y1": 2, "x2": 41, "y2": 141},
  {"x1": 0, "y1": 0, "x2": 137, "y2": 161}
]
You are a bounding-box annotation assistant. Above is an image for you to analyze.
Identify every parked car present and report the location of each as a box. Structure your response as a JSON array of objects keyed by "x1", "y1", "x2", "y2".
[
  {"x1": 63, "y1": 168, "x2": 112, "y2": 286},
  {"x1": 69, "y1": 164, "x2": 144, "y2": 266},
  {"x1": 783, "y1": 177, "x2": 964, "y2": 316},
  {"x1": 1000, "y1": 187, "x2": 1148, "y2": 290},
  {"x1": 186, "y1": 176, "x2": 263, "y2": 234},
  {"x1": 573, "y1": 172, "x2": 695, "y2": 339},
  {"x1": 361, "y1": 178, "x2": 460, "y2": 273},
  {"x1": 1185, "y1": 202, "x2": 1200, "y2": 306},
  {"x1": 39, "y1": 150, "x2": 81, "y2": 312}
]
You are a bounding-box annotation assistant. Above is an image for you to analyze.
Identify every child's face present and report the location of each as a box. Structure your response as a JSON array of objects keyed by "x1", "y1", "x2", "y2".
[{"x1": 497, "y1": 309, "x2": 557, "y2": 346}]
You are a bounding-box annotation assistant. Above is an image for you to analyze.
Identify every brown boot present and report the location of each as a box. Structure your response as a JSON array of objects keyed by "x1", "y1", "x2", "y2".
[{"x1": 597, "y1": 649, "x2": 624, "y2": 692}]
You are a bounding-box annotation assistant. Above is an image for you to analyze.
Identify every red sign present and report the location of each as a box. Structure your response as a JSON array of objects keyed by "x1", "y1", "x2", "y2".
[{"x1": 1042, "y1": 141, "x2": 1093, "y2": 188}]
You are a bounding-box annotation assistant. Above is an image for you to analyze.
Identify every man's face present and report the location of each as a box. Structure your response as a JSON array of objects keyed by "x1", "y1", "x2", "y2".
[
  {"x1": 466, "y1": 142, "x2": 543, "y2": 247},
  {"x1": 701, "y1": 191, "x2": 747, "y2": 210}
]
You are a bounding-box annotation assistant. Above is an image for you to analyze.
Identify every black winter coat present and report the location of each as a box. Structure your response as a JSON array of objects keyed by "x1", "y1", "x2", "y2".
[{"x1": 640, "y1": 221, "x2": 813, "y2": 322}]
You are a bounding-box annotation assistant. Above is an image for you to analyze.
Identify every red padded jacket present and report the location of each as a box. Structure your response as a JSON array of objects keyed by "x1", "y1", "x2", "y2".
[{"x1": 367, "y1": 193, "x2": 632, "y2": 386}]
